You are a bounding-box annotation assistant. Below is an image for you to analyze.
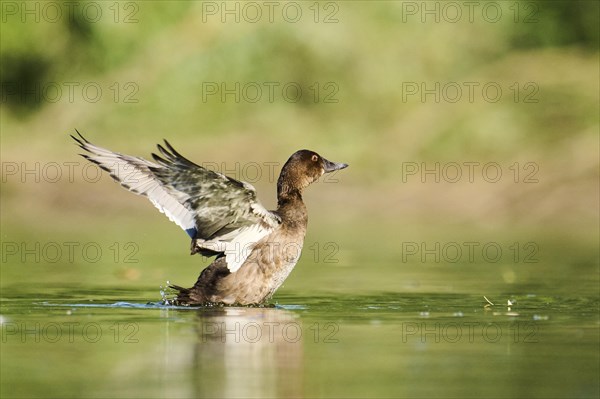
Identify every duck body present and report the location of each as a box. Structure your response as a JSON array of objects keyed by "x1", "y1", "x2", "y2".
[
  {"x1": 72, "y1": 132, "x2": 347, "y2": 306},
  {"x1": 178, "y1": 197, "x2": 307, "y2": 305}
]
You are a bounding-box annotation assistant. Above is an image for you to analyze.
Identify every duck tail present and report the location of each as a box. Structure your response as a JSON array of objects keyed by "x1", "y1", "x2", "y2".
[
  {"x1": 168, "y1": 284, "x2": 192, "y2": 305},
  {"x1": 169, "y1": 284, "x2": 189, "y2": 294}
]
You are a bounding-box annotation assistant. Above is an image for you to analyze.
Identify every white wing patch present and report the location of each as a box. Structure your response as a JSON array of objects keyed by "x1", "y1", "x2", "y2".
[{"x1": 194, "y1": 223, "x2": 273, "y2": 273}]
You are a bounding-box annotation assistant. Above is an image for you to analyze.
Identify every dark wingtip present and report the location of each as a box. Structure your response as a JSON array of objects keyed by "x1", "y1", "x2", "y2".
[
  {"x1": 155, "y1": 139, "x2": 199, "y2": 168},
  {"x1": 71, "y1": 129, "x2": 90, "y2": 148},
  {"x1": 71, "y1": 132, "x2": 84, "y2": 149},
  {"x1": 151, "y1": 151, "x2": 169, "y2": 166},
  {"x1": 152, "y1": 142, "x2": 173, "y2": 165},
  {"x1": 163, "y1": 139, "x2": 183, "y2": 158},
  {"x1": 75, "y1": 129, "x2": 88, "y2": 142}
]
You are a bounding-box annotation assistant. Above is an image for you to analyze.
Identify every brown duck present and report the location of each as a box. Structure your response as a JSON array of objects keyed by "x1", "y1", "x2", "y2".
[{"x1": 72, "y1": 132, "x2": 348, "y2": 306}]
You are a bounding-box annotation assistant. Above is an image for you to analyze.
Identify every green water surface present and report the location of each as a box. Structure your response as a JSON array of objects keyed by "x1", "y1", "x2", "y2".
[{"x1": 1, "y1": 284, "x2": 598, "y2": 398}]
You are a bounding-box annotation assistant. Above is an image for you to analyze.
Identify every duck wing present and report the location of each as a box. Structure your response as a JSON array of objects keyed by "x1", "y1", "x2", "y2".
[{"x1": 72, "y1": 131, "x2": 281, "y2": 272}]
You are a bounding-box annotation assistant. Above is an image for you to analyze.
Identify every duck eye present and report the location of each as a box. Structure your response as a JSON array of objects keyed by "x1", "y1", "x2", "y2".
[{"x1": 311, "y1": 154, "x2": 318, "y2": 162}]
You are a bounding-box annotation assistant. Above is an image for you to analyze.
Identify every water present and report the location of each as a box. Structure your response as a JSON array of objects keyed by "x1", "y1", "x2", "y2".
[{"x1": 1, "y1": 284, "x2": 598, "y2": 398}]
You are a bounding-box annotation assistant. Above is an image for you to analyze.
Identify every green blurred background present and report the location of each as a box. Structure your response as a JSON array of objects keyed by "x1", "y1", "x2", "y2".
[
  {"x1": 1, "y1": 0, "x2": 598, "y2": 293},
  {"x1": 1, "y1": 2, "x2": 599, "y2": 398}
]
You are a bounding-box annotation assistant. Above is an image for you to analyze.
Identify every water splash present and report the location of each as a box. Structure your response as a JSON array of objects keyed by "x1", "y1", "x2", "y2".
[{"x1": 159, "y1": 280, "x2": 178, "y2": 306}]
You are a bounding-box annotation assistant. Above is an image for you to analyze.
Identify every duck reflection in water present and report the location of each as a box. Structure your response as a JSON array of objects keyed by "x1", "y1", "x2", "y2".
[{"x1": 191, "y1": 307, "x2": 304, "y2": 398}]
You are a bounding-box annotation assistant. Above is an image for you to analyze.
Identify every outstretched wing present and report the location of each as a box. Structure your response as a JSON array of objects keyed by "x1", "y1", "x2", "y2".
[{"x1": 72, "y1": 131, "x2": 281, "y2": 272}]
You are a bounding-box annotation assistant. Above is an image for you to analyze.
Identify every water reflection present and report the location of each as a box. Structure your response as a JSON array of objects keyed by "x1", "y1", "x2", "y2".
[
  {"x1": 0, "y1": 290, "x2": 597, "y2": 398},
  {"x1": 191, "y1": 307, "x2": 303, "y2": 398}
]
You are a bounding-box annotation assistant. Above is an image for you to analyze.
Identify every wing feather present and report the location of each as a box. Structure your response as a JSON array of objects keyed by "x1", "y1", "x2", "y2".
[{"x1": 72, "y1": 131, "x2": 281, "y2": 272}]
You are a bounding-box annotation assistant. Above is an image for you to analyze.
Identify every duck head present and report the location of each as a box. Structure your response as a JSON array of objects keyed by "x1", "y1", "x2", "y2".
[{"x1": 277, "y1": 149, "x2": 348, "y2": 198}]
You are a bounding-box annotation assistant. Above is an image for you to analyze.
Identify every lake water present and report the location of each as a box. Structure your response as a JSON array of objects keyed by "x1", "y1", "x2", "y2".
[{"x1": 1, "y1": 282, "x2": 598, "y2": 398}]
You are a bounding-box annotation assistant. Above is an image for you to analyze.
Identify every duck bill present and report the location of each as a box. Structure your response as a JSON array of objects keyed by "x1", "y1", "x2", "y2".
[{"x1": 323, "y1": 158, "x2": 349, "y2": 173}]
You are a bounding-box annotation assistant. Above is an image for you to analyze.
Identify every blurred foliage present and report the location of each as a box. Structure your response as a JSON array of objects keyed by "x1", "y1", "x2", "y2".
[
  {"x1": 510, "y1": 1, "x2": 599, "y2": 49},
  {"x1": 0, "y1": 52, "x2": 51, "y2": 116},
  {"x1": 0, "y1": 0, "x2": 598, "y2": 237}
]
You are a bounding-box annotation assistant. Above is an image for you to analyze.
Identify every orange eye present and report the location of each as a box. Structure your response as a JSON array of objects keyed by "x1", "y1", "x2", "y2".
[{"x1": 311, "y1": 154, "x2": 318, "y2": 162}]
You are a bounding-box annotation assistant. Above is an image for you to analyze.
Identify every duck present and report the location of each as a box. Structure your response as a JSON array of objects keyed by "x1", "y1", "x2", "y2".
[{"x1": 72, "y1": 131, "x2": 348, "y2": 306}]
